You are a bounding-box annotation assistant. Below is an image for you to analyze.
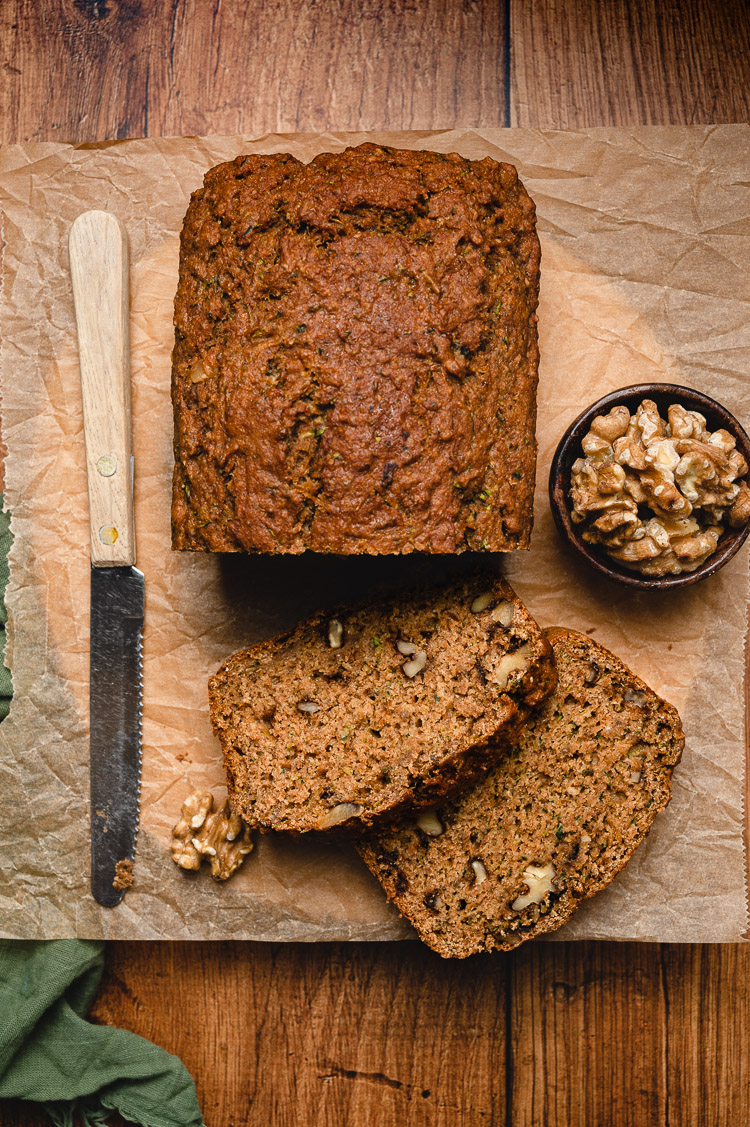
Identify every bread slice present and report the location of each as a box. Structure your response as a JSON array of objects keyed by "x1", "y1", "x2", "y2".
[
  {"x1": 357, "y1": 628, "x2": 685, "y2": 956},
  {"x1": 209, "y1": 574, "x2": 556, "y2": 834}
]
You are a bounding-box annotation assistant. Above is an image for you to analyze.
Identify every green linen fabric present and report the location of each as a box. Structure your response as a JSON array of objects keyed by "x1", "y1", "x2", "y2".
[{"x1": 0, "y1": 941, "x2": 205, "y2": 1127}]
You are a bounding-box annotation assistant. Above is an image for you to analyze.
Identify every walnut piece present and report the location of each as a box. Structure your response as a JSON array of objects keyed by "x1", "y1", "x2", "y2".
[
  {"x1": 416, "y1": 808, "x2": 444, "y2": 836},
  {"x1": 318, "y1": 802, "x2": 364, "y2": 829},
  {"x1": 492, "y1": 642, "x2": 532, "y2": 690},
  {"x1": 511, "y1": 863, "x2": 556, "y2": 911},
  {"x1": 569, "y1": 399, "x2": 750, "y2": 576},
  {"x1": 402, "y1": 650, "x2": 428, "y2": 678},
  {"x1": 171, "y1": 791, "x2": 254, "y2": 881}
]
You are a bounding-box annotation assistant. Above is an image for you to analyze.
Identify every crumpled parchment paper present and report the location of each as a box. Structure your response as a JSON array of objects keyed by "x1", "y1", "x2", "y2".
[{"x1": 0, "y1": 127, "x2": 747, "y2": 941}]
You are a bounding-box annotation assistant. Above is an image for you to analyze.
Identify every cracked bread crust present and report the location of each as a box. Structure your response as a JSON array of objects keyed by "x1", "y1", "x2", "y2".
[
  {"x1": 208, "y1": 574, "x2": 555, "y2": 834},
  {"x1": 172, "y1": 142, "x2": 540, "y2": 554},
  {"x1": 357, "y1": 628, "x2": 685, "y2": 956}
]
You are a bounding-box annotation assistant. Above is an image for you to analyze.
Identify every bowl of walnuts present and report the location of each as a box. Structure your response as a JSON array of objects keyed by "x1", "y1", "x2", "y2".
[{"x1": 549, "y1": 383, "x2": 750, "y2": 589}]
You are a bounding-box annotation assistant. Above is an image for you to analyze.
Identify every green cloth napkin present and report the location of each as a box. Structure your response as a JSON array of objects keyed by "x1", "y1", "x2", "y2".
[
  {"x1": 0, "y1": 506, "x2": 204, "y2": 1125},
  {"x1": 0, "y1": 941, "x2": 205, "y2": 1127}
]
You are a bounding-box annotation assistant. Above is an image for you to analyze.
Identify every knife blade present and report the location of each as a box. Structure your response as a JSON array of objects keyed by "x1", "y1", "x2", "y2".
[{"x1": 69, "y1": 210, "x2": 144, "y2": 907}]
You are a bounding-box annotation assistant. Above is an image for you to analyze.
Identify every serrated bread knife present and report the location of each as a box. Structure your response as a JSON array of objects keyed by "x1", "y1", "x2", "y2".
[{"x1": 69, "y1": 210, "x2": 144, "y2": 907}]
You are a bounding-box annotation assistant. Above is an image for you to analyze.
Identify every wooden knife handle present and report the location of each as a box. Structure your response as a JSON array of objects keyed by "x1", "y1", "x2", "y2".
[{"x1": 69, "y1": 210, "x2": 135, "y2": 567}]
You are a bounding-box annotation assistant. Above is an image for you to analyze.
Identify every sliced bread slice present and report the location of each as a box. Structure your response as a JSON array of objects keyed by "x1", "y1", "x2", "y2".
[
  {"x1": 209, "y1": 574, "x2": 556, "y2": 834},
  {"x1": 357, "y1": 628, "x2": 685, "y2": 956}
]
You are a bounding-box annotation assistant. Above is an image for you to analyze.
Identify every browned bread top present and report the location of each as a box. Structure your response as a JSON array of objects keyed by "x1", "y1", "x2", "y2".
[
  {"x1": 172, "y1": 142, "x2": 540, "y2": 555},
  {"x1": 357, "y1": 628, "x2": 685, "y2": 956},
  {"x1": 209, "y1": 574, "x2": 555, "y2": 834}
]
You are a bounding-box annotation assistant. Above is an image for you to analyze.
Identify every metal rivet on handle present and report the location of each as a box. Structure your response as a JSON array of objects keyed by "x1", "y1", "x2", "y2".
[
  {"x1": 99, "y1": 525, "x2": 119, "y2": 545},
  {"x1": 96, "y1": 455, "x2": 117, "y2": 477}
]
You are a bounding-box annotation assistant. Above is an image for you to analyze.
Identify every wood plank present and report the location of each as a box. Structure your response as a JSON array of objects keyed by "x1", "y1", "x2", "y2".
[
  {"x1": 509, "y1": 941, "x2": 750, "y2": 1127},
  {"x1": 0, "y1": 0, "x2": 509, "y2": 145},
  {"x1": 0, "y1": 0, "x2": 157, "y2": 143},
  {"x1": 509, "y1": 941, "x2": 668, "y2": 1126},
  {"x1": 510, "y1": 0, "x2": 750, "y2": 127},
  {"x1": 663, "y1": 944, "x2": 750, "y2": 1125}
]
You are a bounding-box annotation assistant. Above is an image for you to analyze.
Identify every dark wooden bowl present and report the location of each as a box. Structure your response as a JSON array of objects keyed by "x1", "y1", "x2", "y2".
[{"x1": 548, "y1": 383, "x2": 750, "y2": 590}]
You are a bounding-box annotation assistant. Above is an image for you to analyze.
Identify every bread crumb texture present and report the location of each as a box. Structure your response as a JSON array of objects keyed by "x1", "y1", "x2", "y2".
[
  {"x1": 357, "y1": 628, "x2": 684, "y2": 956},
  {"x1": 112, "y1": 859, "x2": 134, "y2": 891},
  {"x1": 172, "y1": 143, "x2": 540, "y2": 554},
  {"x1": 209, "y1": 574, "x2": 555, "y2": 834}
]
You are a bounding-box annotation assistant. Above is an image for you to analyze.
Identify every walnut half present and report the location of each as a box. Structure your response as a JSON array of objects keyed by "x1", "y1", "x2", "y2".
[{"x1": 171, "y1": 791, "x2": 254, "y2": 881}]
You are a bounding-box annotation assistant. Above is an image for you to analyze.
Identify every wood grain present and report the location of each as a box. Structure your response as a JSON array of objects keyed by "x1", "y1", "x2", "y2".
[
  {"x1": 0, "y1": 0, "x2": 509, "y2": 144},
  {"x1": 663, "y1": 944, "x2": 750, "y2": 1125},
  {"x1": 70, "y1": 210, "x2": 135, "y2": 567},
  {"x1": 509, "y1": 942, "x2": 668, "y2": 1126},
  {"x1": 88, "y1": 942, "x2": 507, "y2": 1127},
  {"x1": 509, "y1": 941, "x2": 750, "y2": 1127},
  {"x1": 1, "y1": 2, "x2": 750, "y2": 1126},
  {"x1": 511, "y1": 0, "x2": 750, "y2": 127}
]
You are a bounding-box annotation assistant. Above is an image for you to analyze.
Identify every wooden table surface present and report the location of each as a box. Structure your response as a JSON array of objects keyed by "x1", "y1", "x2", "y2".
[{"x1": 2, "y1": 2, "x2": 749, "y2": 1125}]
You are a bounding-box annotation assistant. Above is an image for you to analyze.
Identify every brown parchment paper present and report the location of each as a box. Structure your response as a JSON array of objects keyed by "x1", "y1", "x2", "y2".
[{"x1": 0, "y1": 127, "x2": 748, "y2": 942}]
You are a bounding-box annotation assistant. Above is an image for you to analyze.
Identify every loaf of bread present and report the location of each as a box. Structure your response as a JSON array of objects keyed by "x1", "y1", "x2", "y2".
[
  {"x1": 172, "y1": 143, "x2": 540, "y2": 554},
  {"x1": 209, "y1": 574, "x2": 555, "y2": 834},
  {"x1": 357, "y1": 628, "x2": 685, "y2": 956}
]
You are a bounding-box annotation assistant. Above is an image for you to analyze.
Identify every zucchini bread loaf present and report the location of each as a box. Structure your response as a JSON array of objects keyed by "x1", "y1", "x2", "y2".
[
  {"x1": 208, "y1": 574, "x2": 555, "y2": 834},
  {"x1": 172, "y1": 143, "x2": 540, "y2": 554},
  {"x1": 357, "y1": 628, "x2": 685, "y2": 956}
]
